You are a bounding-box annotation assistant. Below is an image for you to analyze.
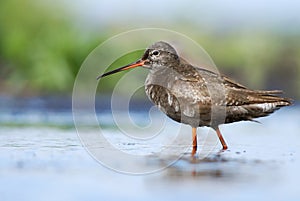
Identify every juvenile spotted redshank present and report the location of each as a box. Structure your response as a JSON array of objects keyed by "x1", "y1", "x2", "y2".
[{"x1": 97, "y1": 41, "x2": 292, "y2": 156}]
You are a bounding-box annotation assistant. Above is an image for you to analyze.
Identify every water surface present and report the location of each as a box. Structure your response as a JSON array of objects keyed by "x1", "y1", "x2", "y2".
[{"x1": 0, "y1": 99, "x2": 299, "y2": 201}]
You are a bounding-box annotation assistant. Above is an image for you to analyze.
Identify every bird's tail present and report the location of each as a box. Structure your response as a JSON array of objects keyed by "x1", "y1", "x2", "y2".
[
  {"x1": 245, "y1": 90, "x2": 292, "y2": 119},
  {"x1": 254, "y1": 90, "x2": 292, "y2": 106}
]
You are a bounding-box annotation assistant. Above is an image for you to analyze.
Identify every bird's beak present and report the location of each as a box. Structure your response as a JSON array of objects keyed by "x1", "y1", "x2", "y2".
[{"x1": 97, "y1": 59, "x2": 146, "y2": 80}]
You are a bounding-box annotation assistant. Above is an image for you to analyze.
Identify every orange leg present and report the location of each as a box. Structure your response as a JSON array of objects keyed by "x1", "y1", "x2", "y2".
[
  {"x1": 215, "y1": 127, "x2": 228, "y2": 150},
  {"x1": 192, "y1": 127, "x2": 197, "y2": 156}
]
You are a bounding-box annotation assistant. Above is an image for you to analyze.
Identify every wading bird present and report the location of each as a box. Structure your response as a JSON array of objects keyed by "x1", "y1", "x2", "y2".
[{"x1": 97, "y1": 41, "x2": 291, "y2": 156}]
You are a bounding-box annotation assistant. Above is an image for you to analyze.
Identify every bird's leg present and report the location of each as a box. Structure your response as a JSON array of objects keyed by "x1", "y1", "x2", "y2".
[
  {"x1": 192, "y1": 127, "x2": 197, "y2": 156},
  {"x1": 215, "y1": 127, "x2": 228, "y2": 150}
]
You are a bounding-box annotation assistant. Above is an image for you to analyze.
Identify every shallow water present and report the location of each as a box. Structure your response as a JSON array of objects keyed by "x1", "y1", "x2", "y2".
[{"x1": 0, "y1": 102, "x2": 299, "y2": 201}]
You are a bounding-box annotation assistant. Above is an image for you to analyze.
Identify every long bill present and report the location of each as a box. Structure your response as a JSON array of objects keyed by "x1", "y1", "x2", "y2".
[{"x1": 96, "y1": 59, "x2": 146, "y2": 80}]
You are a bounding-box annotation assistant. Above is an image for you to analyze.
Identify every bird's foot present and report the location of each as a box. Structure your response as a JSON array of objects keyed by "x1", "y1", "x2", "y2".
[
  {"x1": 191, "y1": 145, "x2": 197, "y2": 157},
  {"x1": 222, "y1": 145, "x2": 228, "y2": 150}
]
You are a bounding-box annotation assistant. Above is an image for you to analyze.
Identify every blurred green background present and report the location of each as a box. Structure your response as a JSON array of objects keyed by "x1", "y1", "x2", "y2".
[{"x1": 0, "y1": 0, "x2": 299, "y2": 99}]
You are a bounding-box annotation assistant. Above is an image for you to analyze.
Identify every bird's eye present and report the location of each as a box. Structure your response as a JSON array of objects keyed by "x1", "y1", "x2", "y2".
[{"x1": 152, "y1": 50, "x2": 160, "y2": 56}]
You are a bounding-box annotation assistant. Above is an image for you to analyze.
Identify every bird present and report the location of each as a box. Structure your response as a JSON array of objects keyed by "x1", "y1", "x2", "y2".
[{"x1": 97, "y1": 41, "x2": 292, "y2": 156}]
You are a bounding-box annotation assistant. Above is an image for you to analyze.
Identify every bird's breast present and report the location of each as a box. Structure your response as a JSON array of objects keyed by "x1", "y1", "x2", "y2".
[{"x1": 144, "y1": 72, "x2": 213, "y2": 127}]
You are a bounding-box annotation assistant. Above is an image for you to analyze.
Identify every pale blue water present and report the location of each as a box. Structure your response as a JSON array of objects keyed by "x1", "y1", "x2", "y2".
[{"x1": 0, "y1": 99, "x2": 299, "y2": 201}]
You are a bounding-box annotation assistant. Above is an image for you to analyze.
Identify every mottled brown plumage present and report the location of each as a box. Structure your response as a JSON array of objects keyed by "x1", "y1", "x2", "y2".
[{"x1": 97, "y1": 41, "x2": 292, "y2": 155}]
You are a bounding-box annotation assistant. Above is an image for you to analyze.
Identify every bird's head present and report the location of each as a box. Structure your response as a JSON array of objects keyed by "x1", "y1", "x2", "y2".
[{"x1": 97, "y1": 41, "x2": 179, "y2": 79}]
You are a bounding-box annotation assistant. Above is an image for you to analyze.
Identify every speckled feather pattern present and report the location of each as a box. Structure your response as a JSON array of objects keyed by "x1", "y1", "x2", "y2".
[{"x1": 144, "y1": 42, "x2": 291, "y2": 128}]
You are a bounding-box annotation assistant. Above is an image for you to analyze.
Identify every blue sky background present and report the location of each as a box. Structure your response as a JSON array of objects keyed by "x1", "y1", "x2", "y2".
[{"x1": 59, "y1": 0, "x2": 300, "y2": 32}]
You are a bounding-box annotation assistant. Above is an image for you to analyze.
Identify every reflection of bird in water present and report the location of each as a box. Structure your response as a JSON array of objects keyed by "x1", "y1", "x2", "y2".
[{"x1": 97, "y1": 41, "x2": 292, "y2": 156}]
